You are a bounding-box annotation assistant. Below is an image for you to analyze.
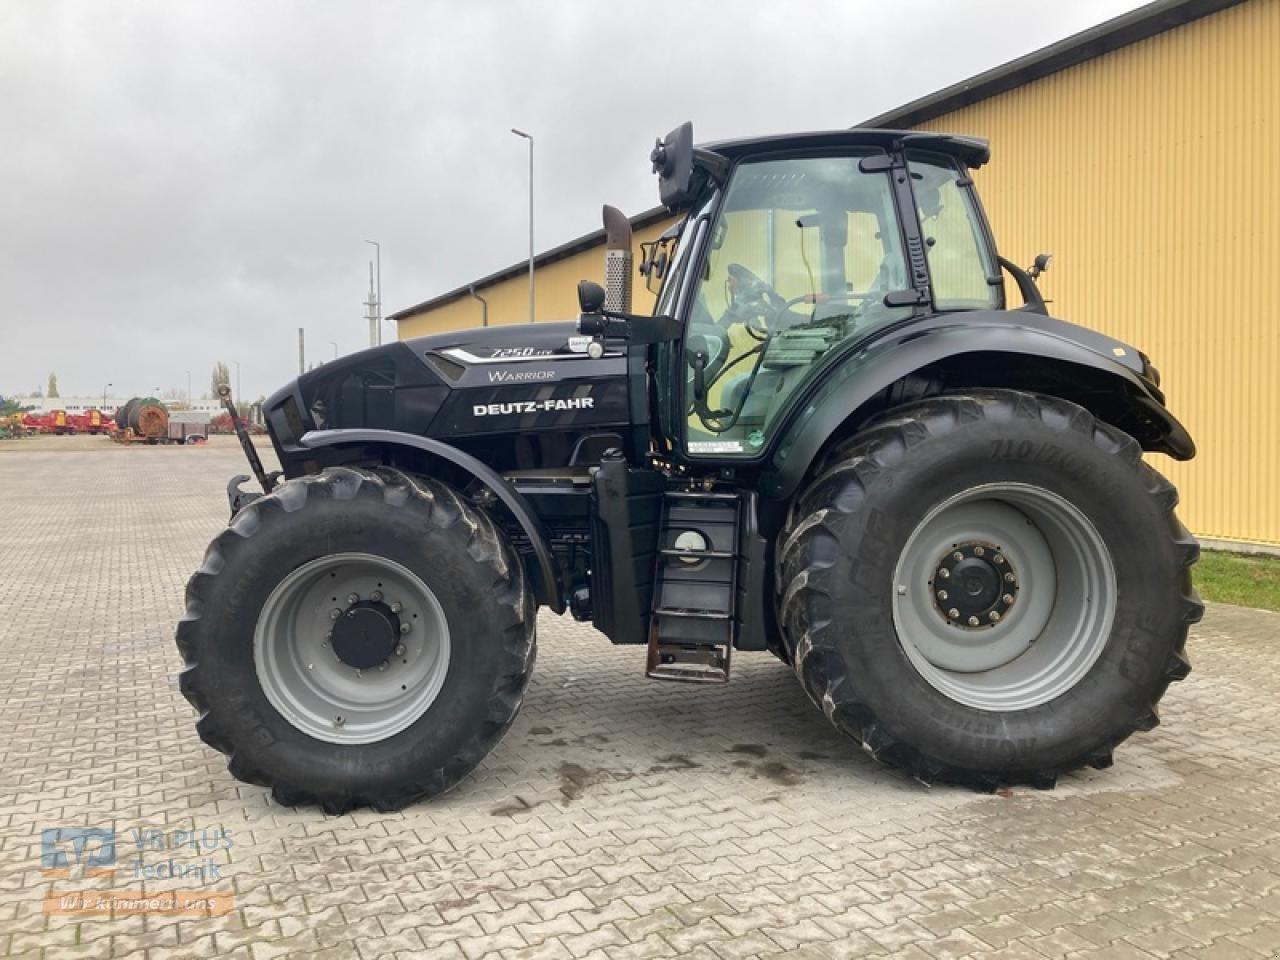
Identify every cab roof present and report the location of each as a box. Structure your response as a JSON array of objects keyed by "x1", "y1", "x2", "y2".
[{"x1": 699, "y1": 128, "x2": 991, "y2": 169}]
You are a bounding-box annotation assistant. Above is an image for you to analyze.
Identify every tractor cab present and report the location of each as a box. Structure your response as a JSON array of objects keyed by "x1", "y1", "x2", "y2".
[{"x1": 637, "y1": 126, "x2": 1003, "y2": 462}]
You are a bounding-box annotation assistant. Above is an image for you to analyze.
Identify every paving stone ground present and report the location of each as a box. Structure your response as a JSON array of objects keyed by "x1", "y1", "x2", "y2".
[{"x1": 2, "y1": 435, "x2": 1279, "y2": 960}]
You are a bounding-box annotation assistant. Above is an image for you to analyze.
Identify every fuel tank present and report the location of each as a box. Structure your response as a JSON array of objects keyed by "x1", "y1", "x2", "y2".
[{"x1": 263, "y1": 323, "x2": 642, "y2": 474}]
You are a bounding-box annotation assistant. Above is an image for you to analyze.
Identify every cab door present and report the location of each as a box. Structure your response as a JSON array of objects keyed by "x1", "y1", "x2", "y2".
[{"x1": 678, "y1": 152, "x2": 915, "y2": 459}]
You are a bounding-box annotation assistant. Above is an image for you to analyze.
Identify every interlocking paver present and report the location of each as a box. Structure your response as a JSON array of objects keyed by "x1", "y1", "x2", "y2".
[{"x1": 2, "y1": 436, "x2": 1280, "y2": 960}]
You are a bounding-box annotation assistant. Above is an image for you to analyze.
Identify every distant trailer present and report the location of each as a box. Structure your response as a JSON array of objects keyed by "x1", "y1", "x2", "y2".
[{"x1": 168, "y1": 421, "x2": 207, "y2": 444}]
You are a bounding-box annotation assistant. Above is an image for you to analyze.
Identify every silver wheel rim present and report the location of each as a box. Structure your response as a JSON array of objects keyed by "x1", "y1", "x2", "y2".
[
  {"x1": 254, "y1": 552, "x2": 451, "y2": 744},
  {"x1": 891, "y1": 483, "x2": 1115, "y2": 712}
]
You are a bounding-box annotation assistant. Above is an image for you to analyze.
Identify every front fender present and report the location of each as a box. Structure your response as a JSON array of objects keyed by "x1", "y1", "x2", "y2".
[
  {"x1": 299, "y1": 428, "x2": 565, "y2": 613},
  {"x1": 762, "y1": 314, "x2": 1194, "y2": 501}
]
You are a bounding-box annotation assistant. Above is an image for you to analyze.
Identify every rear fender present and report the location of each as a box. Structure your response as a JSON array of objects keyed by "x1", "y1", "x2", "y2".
[
  {"x1": 762, "y1": 318, "x2": 1194, "y2": 503},
  {"x1": 298, "y1": 428, "x2": 564, "y2": 613}
]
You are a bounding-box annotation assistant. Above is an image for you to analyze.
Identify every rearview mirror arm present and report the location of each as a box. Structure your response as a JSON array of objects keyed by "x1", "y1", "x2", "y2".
[
  {"x1": 577, "y1": 310, "x2": 681, "y2": 345},
  {"x1": 997, "y1": 256, "x2": 1048, "y2": 315}
]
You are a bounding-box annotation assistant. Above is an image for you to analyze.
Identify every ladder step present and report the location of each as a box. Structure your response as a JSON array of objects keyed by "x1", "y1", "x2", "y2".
[
  {"x1": 646, "y1": 642, "x2": 730, "y2": 684},
  {"x1": 659, "y1": 548, "x2": 734, "y2": 559},
  {"x1": 654, "y1": 607, "x2": 731, "y2": 620},
  {"x1": 664, "y1": 490, "x2": 739, "y2": 501}
]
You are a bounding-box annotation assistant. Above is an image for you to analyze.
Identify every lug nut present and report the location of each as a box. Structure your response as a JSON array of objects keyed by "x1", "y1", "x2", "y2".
[
  {"x1": 973, "y1": 546, "x2": 985, "y2": 557},
  {"x1": 952, "y1": 551, "x2": 964, "y2": 562},
  {"x1": 937, "y1": 590, "x2": 948, "y2": 601},
  {"x1": 967, "y1": 616, "x2": 980, "y2": 627},
  {"x1": 948, "y1": 607, "x2": 960, "y2": 619},
  {"x1": 1002, "y1": 593, "x2": 1015, "y2": 605},
  {"x1": 938, "y1": 568, "x2": 951, "y2": 580},
  {"x1": 993, "y1": 554, "x2": 1005, "y2": 565},
  {"x1": 371, "y1": 590, "x2": 383, "y2": 602},
  {"x1": 989, "y1": 611, "x2": 1001, "y2": 622},
  {"x1": 389, "y1": 601, "x2": 403, "y2": 614},
  {"x1": 394, "y1": 644, "x2": 406, "y2": 657},
  {"x1": 330, "y1": 609, "x2": 342, "y2": 620},
  {"x1": 1004, "y1": 572, "x2": 1016, "y2": 583},
  {"x1": 347, "y1": 593, "x2": 359, "y2": 604},
  {"x1": 399, "y1": 622, "x2": 411, "y2": 635}
]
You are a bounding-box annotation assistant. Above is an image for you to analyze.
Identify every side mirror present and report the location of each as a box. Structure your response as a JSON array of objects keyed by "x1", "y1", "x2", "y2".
[
  {"x1": 577, "y1": 280, "x2": 606, "y2": 314},
  {"x1": 651, "y1": 122, "x2": 694, "y2": 211},
  {"x1": 1028, "y1": 253, "x2": 1052, "y2": 279}
]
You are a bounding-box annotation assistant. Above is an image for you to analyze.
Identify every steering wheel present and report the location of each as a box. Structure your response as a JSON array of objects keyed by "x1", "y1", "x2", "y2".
[{"x1": 721, "y1": 263, "x2": 786, "y2": 338}]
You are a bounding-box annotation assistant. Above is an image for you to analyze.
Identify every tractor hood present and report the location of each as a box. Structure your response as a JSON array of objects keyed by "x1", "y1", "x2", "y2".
[{"x1": 262, "y1": 321, "x2": 631, "y2": 456}]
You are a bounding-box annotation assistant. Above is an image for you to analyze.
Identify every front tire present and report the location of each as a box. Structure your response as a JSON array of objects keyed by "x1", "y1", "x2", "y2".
[
  {"x1": 779, "y1": 391, "x2": 1201, "y2": 788},
  {"x1": 176, "y1": 466, "x2": 535, "y2": 812}
]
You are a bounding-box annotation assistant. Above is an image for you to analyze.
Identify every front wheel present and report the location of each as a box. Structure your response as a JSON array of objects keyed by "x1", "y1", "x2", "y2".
[
  {"x1": 176, "y1": 466, "x2": 535, "y2": 812},
  {"x1": 778, "y1": 391, "x2": 1201, "y2": 788}
]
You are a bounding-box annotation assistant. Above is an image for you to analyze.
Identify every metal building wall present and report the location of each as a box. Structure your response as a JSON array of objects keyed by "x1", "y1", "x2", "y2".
[{"x1": 920, "y1": 0, "x2": 1280, "y2": 546}]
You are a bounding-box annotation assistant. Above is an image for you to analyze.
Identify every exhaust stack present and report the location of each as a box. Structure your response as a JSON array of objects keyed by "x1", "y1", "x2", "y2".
[{"x1": 602, "y1": 205, "x2": 633, "y2": 313}]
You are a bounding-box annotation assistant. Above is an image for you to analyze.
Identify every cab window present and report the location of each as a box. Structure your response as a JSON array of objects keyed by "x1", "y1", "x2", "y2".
[{"x1": 908, "y1": 151, "x2": 999, "y2": 311}]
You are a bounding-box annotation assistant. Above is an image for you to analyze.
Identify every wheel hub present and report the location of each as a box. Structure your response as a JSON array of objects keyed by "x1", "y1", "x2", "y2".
[
  {"x1": 331, "y1": 600, "x2": 401, "y2": 669},
  {"x1": 892, "y1": 485, "x2": 1115, "y2": 712},
  {"x1": 932, "y1": 542, "x2": 1018, "y2": 629},
  {"x1": 255, "y1": 553, "x2": 452, "y2": 745}
]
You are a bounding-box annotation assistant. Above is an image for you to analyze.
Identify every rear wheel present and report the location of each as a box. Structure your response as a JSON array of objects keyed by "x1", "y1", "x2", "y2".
[
  {"x1": 778, "y1": 390, "x2": 1201, "y2": 788},
  {"x1": 177, "y1": 466, "x2": 535, "y2": 812}
]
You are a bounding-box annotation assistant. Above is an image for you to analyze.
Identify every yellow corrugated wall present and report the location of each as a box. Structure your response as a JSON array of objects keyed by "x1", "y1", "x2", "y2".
[{"x1": 920, "y1": 0, "x2": 1280, "y2": 546}]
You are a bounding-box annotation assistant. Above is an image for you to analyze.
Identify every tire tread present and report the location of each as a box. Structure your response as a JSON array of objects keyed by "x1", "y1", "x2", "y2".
[
  {"x1": 779, "y1": 389, "x2": 1199, "y2": 789},
  {"x1": 175, "y1": 467, "x2": 535, "y2": 812}
]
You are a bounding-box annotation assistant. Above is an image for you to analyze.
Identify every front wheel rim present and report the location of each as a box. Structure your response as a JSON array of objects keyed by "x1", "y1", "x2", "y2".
[
  {"x1": 891, "y1": 483, "x2": 1116, "y2": 712},
  {"x1": 254, "y1": 552, "x2": 451, "y2": 744}
]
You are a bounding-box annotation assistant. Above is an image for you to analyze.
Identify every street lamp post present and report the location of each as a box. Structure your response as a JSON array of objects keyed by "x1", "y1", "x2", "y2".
[
  {"x1": 186, "y1": 370, "x2": 192, "y2": 406},
  {"x1": 103, "y1": 382, "x2": 112, "y2": 409},
  {"x1": 511, "y1": 128, "x2": 535, "y2": 323},
  {"x1": 330, "y1": 340, "x2": 339, "y2": 360},
  {"x1": 233, "y1": 361, "x2": 241, "y2": 404},
  {"x1": 364, "y1": 240, "x2": 382, "y2": 344}
]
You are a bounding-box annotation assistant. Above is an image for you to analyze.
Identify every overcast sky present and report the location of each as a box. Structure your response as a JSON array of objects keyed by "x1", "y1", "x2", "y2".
[{"x1": 1, "y1": 0, "x2": 1148, "y2": 402}]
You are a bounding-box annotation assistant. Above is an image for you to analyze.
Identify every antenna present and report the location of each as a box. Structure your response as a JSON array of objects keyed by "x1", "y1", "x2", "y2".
[{"x1": 364, "y1": 262, "x2": 379, "y2": 348}]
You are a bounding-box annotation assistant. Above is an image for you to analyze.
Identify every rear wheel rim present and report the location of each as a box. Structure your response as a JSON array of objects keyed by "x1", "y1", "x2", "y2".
[
  {"x1": 254, "y1": 552, "x2": 451, "y2": 744},
  {"x1": 891, "y1": 482, "x2": 1115, "y2": 712}
]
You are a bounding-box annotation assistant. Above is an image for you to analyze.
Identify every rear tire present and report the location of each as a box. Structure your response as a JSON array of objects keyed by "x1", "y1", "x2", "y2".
[
  {"x1": 176, "y1": 466, "x2": 535, "y2": 812},
  {"x1": 778, "y1": 390, "x2": 1201, "y2": 788}
]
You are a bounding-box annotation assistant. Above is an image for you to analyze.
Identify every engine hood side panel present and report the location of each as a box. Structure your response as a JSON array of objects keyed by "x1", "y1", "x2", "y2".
[{"x1": 264, "y1": 322, "x2": 637, "y2": 475}]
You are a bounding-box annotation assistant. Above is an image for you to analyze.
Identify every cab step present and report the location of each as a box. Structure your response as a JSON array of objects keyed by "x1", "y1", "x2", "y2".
[
  {"x1": 646, "y1": 488, "x2": 740, "y2": 683},
  {"x1": 646, "y1": 640, "x2": 730, "y2": 683}
]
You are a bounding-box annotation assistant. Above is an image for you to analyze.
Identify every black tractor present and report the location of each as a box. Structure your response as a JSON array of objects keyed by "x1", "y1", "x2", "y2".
[{"x1": 178, "y1": 123, "x2": 1201, "y2": 811}]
